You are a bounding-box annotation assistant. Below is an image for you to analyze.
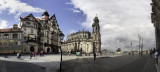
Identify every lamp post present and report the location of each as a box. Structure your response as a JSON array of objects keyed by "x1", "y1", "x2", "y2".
[
  {"x1": 138, "y1": 34, "x2": 141, "y2": 55},
  {"x1": 138, "y1": 34, "x2": 143, "y2": 57},
  {"x1": 59, "y1": 32, "x2": 64, "y2": 71}
]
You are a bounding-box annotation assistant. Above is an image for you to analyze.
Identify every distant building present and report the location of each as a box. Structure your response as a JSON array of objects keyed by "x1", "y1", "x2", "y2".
[
  {"x1": 20, "y1": 11, "x2": 63, "y2": 53},
  {"x1": 62, "y1": 16, "x2": 101, "y2": 54},
  {"x1": 151, "y1": 0, "x2": 160, "y2": 52},
  {"x1": 0, "y1": 24, "x2": 23, "y2": 53}
]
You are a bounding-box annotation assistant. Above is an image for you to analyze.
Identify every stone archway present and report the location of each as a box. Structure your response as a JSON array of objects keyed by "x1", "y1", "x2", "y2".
[{"x1": 30, "y1": 46, "x2": 34, "y2": 52}]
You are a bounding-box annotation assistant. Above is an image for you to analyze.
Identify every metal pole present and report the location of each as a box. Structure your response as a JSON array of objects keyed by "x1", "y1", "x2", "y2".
[
  {"x1": 60, "y1": 46, "x2": 62, "y2": 71},
  {"x1": 141, "y1": 37, "x2": 143, "y2": 56},
  {"x1": 138, "y1": 34, "x2": 141, "y2": 55}
]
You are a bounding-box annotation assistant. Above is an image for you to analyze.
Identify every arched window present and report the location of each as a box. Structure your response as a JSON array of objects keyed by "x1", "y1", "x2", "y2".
[{"x1": 4, "y1": 34, "x2": 9, "y2": 39}]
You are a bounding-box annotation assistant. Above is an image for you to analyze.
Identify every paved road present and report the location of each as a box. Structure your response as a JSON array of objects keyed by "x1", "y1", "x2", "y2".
[
  {"x1": 0, "y1": 60, "x2": 46, "y2": 72},
  {"x1": 61, "y1": 54, "x2": 156, "y2": 72},
  {"x1": 110, "y1": 55, "x2": 156, "y2": 72}
]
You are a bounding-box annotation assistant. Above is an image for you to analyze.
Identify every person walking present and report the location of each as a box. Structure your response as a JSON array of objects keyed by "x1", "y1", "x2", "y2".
[
  {"x1": 17, "y1": 52, "x2": 19, "y2": 59},
  {"x1": 94, "y1": 53, "x2": 96, "y2": 60},
  {"x1": 30, "y1": 52, "x2": 33, "y2": 59},
  {"x1": 150, "y1": 49, "x2": 153, "y2": 58},
  {"x1": 154, "y1": 51, "x2": 159, "y2": 64},
  {"x1": 4, "y1": 51, "x2": 7, "y2": 58},
  {"x1": 33, "y1": 52, "x2": 36, "y2": 57}
]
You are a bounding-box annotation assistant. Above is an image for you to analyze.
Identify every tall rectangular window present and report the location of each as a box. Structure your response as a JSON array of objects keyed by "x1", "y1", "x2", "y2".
[
  {"x1": 24, "y1": 28, "x2": 26, "y2": 34},
  {"x1": 31, "y1": 29, "x2": 33, "y2": 33},
  {"x1": 18, "y1": 41, "x2": 21, "y2": 45},
  {"x1": 13, "y1": 34, "x2": 18, "y2": 39}
]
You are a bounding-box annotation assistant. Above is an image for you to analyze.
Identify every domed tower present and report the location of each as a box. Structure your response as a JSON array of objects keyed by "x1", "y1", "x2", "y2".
[{"x1": 92, "y1": 15, "x2": 101, "y2": 54}]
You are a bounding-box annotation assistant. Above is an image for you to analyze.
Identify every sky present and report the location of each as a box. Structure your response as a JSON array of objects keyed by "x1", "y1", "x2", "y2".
[{"x1": 0, "y1": 0, "x2": 155, "y2": 51}]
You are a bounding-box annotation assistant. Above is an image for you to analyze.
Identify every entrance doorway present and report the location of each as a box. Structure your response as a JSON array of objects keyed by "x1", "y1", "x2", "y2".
[
  {"x1": 30, "y1": 46, "x2": 34, "y2": 52},
  {"x1": 47, "y1": 48, "x2": 50, "y2": 53}
]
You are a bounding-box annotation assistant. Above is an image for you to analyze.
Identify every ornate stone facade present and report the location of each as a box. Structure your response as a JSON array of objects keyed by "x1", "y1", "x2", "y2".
[
  {"x1": 151, "y1": 0, "x2": 160, "y2": 52},
  {"x1": 0, "y1": 24, "x2": 23, "y2": 53},
  {"x1": 62, "y1": 16, "x2": 101, "y2": 54},
  {"x1": 20, "y1": 11, "x2": 63, "y2": 53}
]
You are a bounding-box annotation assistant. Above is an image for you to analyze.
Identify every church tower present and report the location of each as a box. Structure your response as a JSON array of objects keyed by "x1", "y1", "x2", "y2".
[{"x1": 92, "y1": 15, "x2": 101, "y2": 54}]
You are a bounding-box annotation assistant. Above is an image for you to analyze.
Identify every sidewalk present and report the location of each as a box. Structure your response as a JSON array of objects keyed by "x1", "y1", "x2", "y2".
[
  {"x1": 0, "y1": 54, "x2": 124, "y2": 72},
  {"x1": 155, "y1": 57, "x2": 160, "y2": 72},
  {"x1": 0, "y1": 54, "x2": 80, "y2": 72}
]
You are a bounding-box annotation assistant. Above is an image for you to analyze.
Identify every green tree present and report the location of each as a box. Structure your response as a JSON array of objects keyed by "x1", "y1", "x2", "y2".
[{"x1": 116, "y1": 48, "x2": 121, "y2": 52}]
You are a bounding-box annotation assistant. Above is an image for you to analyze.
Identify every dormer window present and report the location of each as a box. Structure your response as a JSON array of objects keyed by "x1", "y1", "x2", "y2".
[{"x1": 13, "y1": 27, "x2": 17, "y2": 30}]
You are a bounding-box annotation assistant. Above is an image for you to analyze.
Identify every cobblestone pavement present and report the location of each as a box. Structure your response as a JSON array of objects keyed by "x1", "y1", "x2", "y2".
[
  {"x1": 0, "y1": 60, "x2": 45, "y2": 72},
  {"x1": 110, "y1": 55, "x2": 156, "y2": 72},
  {"x1": 61, "y1": 54, "x2": 156, "y2": 72}
]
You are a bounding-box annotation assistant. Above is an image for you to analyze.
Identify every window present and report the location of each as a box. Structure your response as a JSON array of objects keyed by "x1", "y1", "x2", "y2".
[
  {"x1": 24, "y1": 38, "x2": 27, "y2": 42},
  {"x1": 87, "y1": 44, "x2": 89, "y2": 51},
  {"x1": 4, "y1": 34, "x2": 9, "y2": 39},
  {"x1": 18, "y1": 41, "x2": 21, "y2": 45},
  {"x1": 26, "y1": 22, "x2": 30, "y2": 26},
  {"x1": 31, "y1": 29, "x2": 33, "y2": 33},
  {"x1": 41, "y1": 31, "x2": 44, "y2": 36},
  {"x1": 13, "y1": 27, "x2": 17, "y2": 30},
  {"x1": 24, "y1": 28, "x2": 26, "y2": 34},
  {"x1": 34, "y1": 24, "x2": 36, "y2": 28},
  {"x1": 13, "y1": 34, "x2": 18, "y2": 39}
]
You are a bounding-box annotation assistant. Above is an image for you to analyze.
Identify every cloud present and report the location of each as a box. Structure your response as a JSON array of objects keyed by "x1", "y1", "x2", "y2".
[
  {"x1": 0, "y1": 0, "x2": 45, "y2": 18},
  {"x1": 65, "y1": 2, "x2": 73, "y2": 5},
  {"x1": 68, "y1": 8, "x2": 81, "y2": 13},
  {"x1": 0, "y1": 20, "x2": 8, "y2": 29},
  {"x1": 72, "y1": 9, "x2": 81, "y2": 13},
  {"x1": 71, "y1": 0, "x2": 155, "y2": 51}
]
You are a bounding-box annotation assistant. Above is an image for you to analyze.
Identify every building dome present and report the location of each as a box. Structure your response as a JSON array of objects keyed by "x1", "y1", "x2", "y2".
[{"x1": 42, "y1": 10, "x2": 49, "y2": 17}]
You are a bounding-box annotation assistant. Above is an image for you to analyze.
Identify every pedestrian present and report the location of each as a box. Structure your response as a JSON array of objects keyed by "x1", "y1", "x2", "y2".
[
  {"x1": 150, "y1": 49, "x2": 153, "y2": 58},
  {"x1": 94, "y1": 53, "x2": 96, "y2": 60},
  {"x1": 19, "y1": 51, "x2": 21, "y2": 59},
  {"x1": 154, "y1": 50, "x2": 159, "y2": 64},
  {"x1": 17, "y1": 52, "x2": 19, "y2": 59},
  {"x1": 40, "y1": 50, "x2": 44, "y2": 56},
  {"x1": 4, "y1": 51, "x2": 7, "y2": 58},
  {"x1": 33, "y1": 52, "x2": 36, "y2": 57},
  {"x1": 30, "y1": 52, "x2": 33, "y2": 59}
]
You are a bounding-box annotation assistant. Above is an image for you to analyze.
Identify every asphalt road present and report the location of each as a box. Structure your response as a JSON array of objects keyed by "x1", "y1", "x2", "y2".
[
  {"x1": 0, "y1": 60, "x2": 46, "y2": 72},
  {"x1": 61, "y1": 54, "x2": 157, "y2": 72}
]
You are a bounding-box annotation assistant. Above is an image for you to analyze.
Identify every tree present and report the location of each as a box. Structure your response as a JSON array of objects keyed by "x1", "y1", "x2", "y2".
[{"x1": 116, "y1": 48, "x2": 121, "y2": 52}]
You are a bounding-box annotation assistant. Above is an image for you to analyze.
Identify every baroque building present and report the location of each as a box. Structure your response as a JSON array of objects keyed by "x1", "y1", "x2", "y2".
[
  {"x1": 20, "y1": 11, "x2": 63, "y2": 53},
  {"x1": 0, "y1": 24, "x2": 23, "y2": 53},
  {"x1": 62, "y1": 16, "x2": 101, "y2": 54},
  {"x1": 151, "y1": 0, "x2": 160, "y2": 52}
]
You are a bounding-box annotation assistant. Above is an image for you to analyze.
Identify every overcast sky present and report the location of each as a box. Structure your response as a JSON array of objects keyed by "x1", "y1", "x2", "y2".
[{"x1": 0, "y1": 0, "x2": 155, "y2": 51}]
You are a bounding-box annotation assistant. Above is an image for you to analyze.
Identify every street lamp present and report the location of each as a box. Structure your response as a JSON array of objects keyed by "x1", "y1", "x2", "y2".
[{"x1": 59, "y1": 32, "x2": 64, "y2": 71}]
